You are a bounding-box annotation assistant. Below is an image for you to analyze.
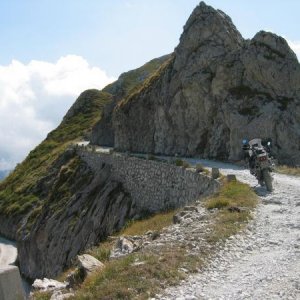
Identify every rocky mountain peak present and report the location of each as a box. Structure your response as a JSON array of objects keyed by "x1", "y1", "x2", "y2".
[
  {"x1": 112, "y1": 2, "x2": 300, "y2": 165},
  {"x1": 174, "y1": 1, "x2": 243, "y2": 70},
  {"x1": 251, "y1": 30, "x2": 298, "y2": 62}
]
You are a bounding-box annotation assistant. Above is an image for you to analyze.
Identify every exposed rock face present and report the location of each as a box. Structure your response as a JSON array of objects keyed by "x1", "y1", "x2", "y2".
[
  {"x1": 90, "y1": 55, "x2": 171, "y2": 146},
  {"x1": 112, "y1": 2, "x2": 300, "y2": 165},
  {"x1": 18, "y1": 150, "x2": 135, "y2": 279}
]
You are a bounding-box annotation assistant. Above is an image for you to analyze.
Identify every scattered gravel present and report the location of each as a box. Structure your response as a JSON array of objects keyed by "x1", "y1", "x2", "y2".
[{"x1": 157, "y1": 160, "x2": 300, "y2": 300}]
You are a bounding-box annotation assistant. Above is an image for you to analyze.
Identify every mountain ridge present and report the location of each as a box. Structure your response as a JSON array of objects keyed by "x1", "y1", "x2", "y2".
[{"x1": 110, "y1": 1, "x2": 300, "y2": 165}]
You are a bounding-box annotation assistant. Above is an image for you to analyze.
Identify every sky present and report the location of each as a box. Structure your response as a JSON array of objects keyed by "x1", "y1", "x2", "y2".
[{"x1": 0, "y1": 0, "x2": 299, "y2": 170}]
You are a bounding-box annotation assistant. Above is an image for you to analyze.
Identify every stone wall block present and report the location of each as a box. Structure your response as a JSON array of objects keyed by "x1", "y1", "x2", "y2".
[{"x1": 77, "y1": 150, "x2": 220, "y2": 213}]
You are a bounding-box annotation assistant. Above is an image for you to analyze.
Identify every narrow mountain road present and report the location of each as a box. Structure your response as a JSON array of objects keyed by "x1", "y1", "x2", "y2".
[
  {"x1": 160, "y1": 160, "x2": 300, "y2": 300},
  {"x1": 0, "y1": 237, "x2": 17, "y2": 267}
]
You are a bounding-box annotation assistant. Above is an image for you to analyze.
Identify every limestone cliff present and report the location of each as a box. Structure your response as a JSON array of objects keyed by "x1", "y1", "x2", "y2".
[{"x1": 112, "y1": 2, "x2": 300, "y2": 165}]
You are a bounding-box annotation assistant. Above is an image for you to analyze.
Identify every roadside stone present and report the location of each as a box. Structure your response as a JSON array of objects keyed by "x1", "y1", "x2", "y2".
[
  {"x1": 227, "y1": 174, "x2": 236, "y2": 182},
  {"x1": 183, "y1": 206, "x2": 199, "y2": 213},
  {"x1": 32, "y1": 278, "x2": 67, "y2": 292},
  {"x1": 212, "y1": 168, "x2": 220, "y2": 179},
  {"x1": 110, "y1": 236, "x2": 138, "y2": 258},
  {"x1": 77, "y1": 254, "x2": 104, "y2": 277}
]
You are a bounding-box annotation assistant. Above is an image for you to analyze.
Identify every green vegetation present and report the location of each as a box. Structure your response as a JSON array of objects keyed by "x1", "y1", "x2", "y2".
[
  {"x1": 120, "y1": 210, "x2": 175, "y2": 236},
  {"x1": 195, "y1": 163, "x2": 204, "y2": 172},
  {"x1": 104, "y1": 55, "x2": 171, "y2": 97},
  {"x1": 205, "y1": 180, "x2": 257, "y2": 243},
  {"x1": 0, "y1": 54, "x2": 169, "y2": 219},
  {"x1": 0, "y1": 90, "x2": 111, "y2": 216},
  {"x1": 174, "y1": 158, "x2": 191, "y2": 168},
  {"x1": 32, "y1": 291, "x2": 52, "y2": 300},
  {"x1": 117, "y1": 55, "x2": 174, "y2": 109},
  {"x1": 73, "y1": 249, "x2": 193, "y2": 300}
]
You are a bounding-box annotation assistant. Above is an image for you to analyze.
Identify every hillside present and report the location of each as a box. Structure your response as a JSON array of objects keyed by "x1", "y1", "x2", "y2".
[
  {"x1": 0, "y1": 57, "x2": 169, "y2": 278},
  {"x1": 111, "y1": 2, "x2": 300, "y2": 165}
]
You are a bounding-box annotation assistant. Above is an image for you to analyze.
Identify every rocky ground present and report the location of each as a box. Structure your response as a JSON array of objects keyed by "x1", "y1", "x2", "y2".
[{"x1": 155, "y1": 160, "x2": 300, "y2": 300}]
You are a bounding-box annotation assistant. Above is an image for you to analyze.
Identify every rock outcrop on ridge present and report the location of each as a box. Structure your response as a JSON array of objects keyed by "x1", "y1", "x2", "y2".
[
  {"x1": 112, "y1": 2, "x2": 300, "y2": 165},
  {"x1": 90, "y1": 54, "x2": 171, "y2": 146}
]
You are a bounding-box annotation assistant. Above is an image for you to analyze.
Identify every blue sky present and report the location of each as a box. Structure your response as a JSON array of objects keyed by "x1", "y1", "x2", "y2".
[
  {"x1": 0, "y1": 0, "x2": 299, "y2": 170},
  {"x1": 1, "y1": 0, "x2": 299, "y2": 77}
]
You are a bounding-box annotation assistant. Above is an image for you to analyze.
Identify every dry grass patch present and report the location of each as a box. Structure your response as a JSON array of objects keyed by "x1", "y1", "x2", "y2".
[
  {"x1": 120, "y1": 210, "x2": 176, "y2": 236},
  {"x1": 72, "y1": 246, "x2": 202, "y2": 300},
  {"x1": 275, "y1": 165, "x2": 300, "y2": 176},
  {"x1": 87, "y1": 240, "x2": 114, "y2": 263},
  {"x1": 31, "y1": 291, "x2": 52, "y2": 300},
  {"x1": 205, "y1": 180, "x2": 257, "y2": 243},
  {"x1": 86, "y1": 210, "x2": 177, "y2": 263}
]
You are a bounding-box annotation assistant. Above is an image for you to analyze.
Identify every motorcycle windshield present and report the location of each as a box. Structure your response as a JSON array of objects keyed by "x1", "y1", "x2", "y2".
[{"x1": 249, "y1": 138, "x2": 262, "y2": 149}]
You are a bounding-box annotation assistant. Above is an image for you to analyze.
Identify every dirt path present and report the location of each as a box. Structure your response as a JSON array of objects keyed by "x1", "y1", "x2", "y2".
[{"x1": 159, "y1": 160, "x2": 300, "y2": 300}]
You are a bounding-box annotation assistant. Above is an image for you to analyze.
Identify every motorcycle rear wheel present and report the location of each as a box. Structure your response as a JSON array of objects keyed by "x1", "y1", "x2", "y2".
[{"x1": 262, "y1": 169, "x2": 273, "y2": 192}]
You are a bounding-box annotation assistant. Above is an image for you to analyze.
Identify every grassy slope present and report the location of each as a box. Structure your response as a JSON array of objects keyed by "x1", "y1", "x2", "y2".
[
  {"x1": 103, "y1": 54, "x2": 171, "y2": 98},
  {"x1": 0, "y1": 55, "x2": 170, "y2": 218},
  {"x1": 55, "y1": 180, "x2": 256, "y2": 300},
  {"x1": 0, "y1": 90, "x2": 112, "y2": 216}
]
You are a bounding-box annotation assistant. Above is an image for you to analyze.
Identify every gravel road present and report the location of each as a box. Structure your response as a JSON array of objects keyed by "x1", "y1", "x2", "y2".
[
  {"x1": 0, "y1": 236, "x2": 17, "y2": 267},
  {"x1": 160, "y1": 160, "x2": 300, "y2": 300}
]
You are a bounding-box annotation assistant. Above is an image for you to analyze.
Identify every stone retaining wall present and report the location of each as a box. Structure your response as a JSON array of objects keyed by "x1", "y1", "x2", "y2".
[
  {"x1": 0, "y1": 266, "x2": 25, "y2": 300},
  {"x1": 78, "y1": 150, "x2": 220, "y2": 213}
]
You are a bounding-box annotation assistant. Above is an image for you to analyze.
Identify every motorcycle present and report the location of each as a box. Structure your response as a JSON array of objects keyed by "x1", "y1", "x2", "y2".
[{"x1": 242, "y1": 138, "x2": 275, "y2": 192}]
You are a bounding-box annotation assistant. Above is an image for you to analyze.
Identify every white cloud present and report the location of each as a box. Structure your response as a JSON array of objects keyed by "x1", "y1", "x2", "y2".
[
  {"x1": 0, "y1": 55, "x2": 115, "y2": 170},
  {"x1": 287, "y1": 39, "x2": 300, "y2": 61}
]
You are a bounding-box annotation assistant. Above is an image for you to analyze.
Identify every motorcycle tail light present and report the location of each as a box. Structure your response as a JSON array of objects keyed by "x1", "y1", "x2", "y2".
[{"x1": 259, "y1": 156, "x2": 267, "y2": 161}]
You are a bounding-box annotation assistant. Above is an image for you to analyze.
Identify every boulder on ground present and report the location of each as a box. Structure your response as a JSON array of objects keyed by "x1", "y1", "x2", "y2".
[
  {"x1": 32, "y1": 278, "x2": 67, "y2": 291},
  {"x1": 77, "y1": 254, "x2": 104, "y2": 277},
  {"x1": 212, "y1": 168, "x2": 220, "y2": 179},
  {"x1": 227, "y1": 174, "x2": 237, "y2": 182}
]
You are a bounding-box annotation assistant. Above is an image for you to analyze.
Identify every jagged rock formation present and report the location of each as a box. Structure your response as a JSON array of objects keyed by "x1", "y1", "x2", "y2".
[{"x1": 112, "y1": 2, "x2": 300, "y2": 165}]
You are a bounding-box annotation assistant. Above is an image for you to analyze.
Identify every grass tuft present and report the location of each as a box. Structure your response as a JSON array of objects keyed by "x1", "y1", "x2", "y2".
[
  {"x1": 275, "y1": 165, "x2": 300, "y2": 177},
  {"x1": 120, "y1": 210, "x2": 175, "y2": 236},
  {"x1": 205, "y1": 181, "x2": 257, "y2": 243}
]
